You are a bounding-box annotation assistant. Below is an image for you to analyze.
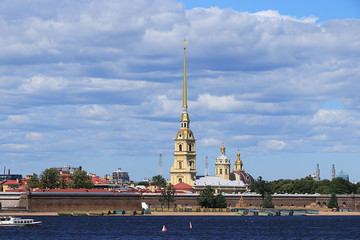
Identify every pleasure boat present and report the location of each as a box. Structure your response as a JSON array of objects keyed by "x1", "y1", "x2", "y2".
[{"x1": 0, "y1": 216, "x2": 42, "y2": 227}]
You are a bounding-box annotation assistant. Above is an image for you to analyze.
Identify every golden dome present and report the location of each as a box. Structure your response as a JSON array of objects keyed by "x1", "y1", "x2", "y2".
[{"x1": 220, "y1": 145, "x2": 225, "y2": 152}]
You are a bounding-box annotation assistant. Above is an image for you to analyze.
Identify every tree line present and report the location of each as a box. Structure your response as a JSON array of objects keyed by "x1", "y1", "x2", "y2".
[
  {"x1": 28, "y1": 168, "x2": 94, "y2": 189},
  {"x1": 250, "y1": 176, "x2": 359, "y2": 196}
]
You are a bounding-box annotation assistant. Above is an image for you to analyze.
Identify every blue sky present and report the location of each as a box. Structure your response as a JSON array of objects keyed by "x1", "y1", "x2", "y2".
[
  {"x1": 179, "y1": 0, "x2": 360, "y2": 21},
  {"x1": 0, "y1": 0, "x2": 359, "y2": 182}
]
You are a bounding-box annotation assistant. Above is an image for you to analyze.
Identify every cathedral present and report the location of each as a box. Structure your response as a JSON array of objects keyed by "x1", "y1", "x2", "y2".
[{"x1": 169, "y1": 41, "x2": 253, "y2": 193}]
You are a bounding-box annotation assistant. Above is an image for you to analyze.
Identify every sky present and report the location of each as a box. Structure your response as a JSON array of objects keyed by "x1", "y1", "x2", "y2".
[{"x1": 0, "y1": 0, "x2": 359, "y2": 182}]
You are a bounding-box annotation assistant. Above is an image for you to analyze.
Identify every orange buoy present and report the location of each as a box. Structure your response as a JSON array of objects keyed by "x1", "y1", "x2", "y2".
[
  {"x1": 162, "y1": 225, "x2": 167, "y2": 232},
  {"x1": 189, "y1": 221, "x2": 192, "y2": 229}
]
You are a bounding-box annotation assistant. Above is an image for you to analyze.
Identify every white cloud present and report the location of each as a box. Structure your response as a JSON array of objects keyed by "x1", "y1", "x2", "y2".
[
  {"x1": 255, "y1": 140, "x2": 286, "y2": 152},
  {"x1": 311, "y1": 109, "x2": 346, "y2": 125},
  {"x1": 20, "y1": 75, "x2": 67, "y2": 93},
  {"x1": 199, "y1": 137, "x2": 220, "y2": 147},
  {"x1": 77, "y1": 105, "x2": 109, "y2": 120},
  {"x1": 25, "y1": 132, "x2": 42, "y2": 141},
  {"x1": 1, "y1": 144, "x2": 30, "y2": 150},
  {"x1": 0, "y1": 0, "x2": 359, "y2": 179}
]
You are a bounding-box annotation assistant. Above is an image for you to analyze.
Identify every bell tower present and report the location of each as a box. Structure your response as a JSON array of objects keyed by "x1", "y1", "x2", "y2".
[
  {"x1": 170, "y1": 40, "x2": 197, "y2": 185},
  {"x1": 215, "y1": 143, "x2": 231, "y2": 180}
]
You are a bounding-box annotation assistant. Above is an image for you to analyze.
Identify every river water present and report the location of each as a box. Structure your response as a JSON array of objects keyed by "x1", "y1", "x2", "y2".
[{"x1": 2, "y1": 215, "x2": 360, "y2": 239}]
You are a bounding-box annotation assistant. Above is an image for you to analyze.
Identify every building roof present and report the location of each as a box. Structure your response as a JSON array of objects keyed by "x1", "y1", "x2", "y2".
[
  {"x1": 1, "y1": 180, "x2": 20, "y2": 185},
  {"x1": 194, "y1": 176, "x2": 245, "y2": 187},
  {"x1": 91, "y1": 176, "x2": 107, "y2": 185},
  {"x1": 173, "y1": 182, "x2": 194, "y2": 191},
  {"x1": 33, "y1": 189, "x2": 118, "y2": 193},
  {"x1": 231, "y1": 171, "x2": 254, "y2": 185}
]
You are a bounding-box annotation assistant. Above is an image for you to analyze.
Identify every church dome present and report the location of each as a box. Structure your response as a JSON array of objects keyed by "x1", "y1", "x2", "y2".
[
  {"x1": 232, "y1": 171, "x2": 254, "y2": 185},
  {"x1": 176, "y1": 129, "x2": 195, "y2": 139},
  {"x1": 215, "y1": 144, "x2": 230, "y2": 164}
]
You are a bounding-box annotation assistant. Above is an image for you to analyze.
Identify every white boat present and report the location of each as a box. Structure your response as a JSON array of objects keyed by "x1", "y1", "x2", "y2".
[{"x1": 0, "y1": 216, "x2": 42, "y2": 227}]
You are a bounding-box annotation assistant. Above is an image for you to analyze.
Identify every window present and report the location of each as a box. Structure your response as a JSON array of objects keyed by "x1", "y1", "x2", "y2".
[
  {"x1": 225, "y1": 169, "x2": 227, "y2": 174},
  {"x1": 220, "y1": 169, "x2": 222, "y2": 174},
  {"x1": 189, "y1": 144, "x2": 192, "y2": 151},
  {"x1": 179, "y1": 178, "x2": 182, "y2": 183},
  {"x1": 179, "y1": 162, "x2": 182, "y2": 169},
  {"x1": 179, "y1": 144, "x2": 182, "y2": 151}
]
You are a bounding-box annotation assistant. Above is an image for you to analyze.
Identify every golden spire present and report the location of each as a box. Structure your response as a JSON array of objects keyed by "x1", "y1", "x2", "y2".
[
  {"x1": 180, "y1": 39, "x2": 190, "y2": 124},
  {"x1": 183, "y1": 39, "x2": 188, "y2": 108}
]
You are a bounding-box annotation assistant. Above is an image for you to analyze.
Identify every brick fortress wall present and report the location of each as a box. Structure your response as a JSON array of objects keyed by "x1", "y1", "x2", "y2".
[
  {"x1": 27, "y1": 192, "x2": 142, "y2": 212},
  {"x1": 21, "y1": 192, "x2": 360, "y2": 212}
]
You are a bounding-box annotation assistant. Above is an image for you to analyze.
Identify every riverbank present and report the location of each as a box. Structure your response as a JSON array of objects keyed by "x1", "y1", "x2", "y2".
[{"x1": 2, "y1": 210, "x2": 360, "y2": 216}]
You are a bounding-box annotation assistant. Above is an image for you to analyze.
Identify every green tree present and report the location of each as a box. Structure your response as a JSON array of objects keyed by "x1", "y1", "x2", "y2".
[
  {"x1": 214, "y1": 193, "x2": 227, "y2": 208},
  {"x1": 327, "y1": 193, "x2": 339, "y2": 208},
  {"x1": 262, "y1": 194, "x2": 274, "y2": 208},
  {"x1": 292, "y1": 177, "x2": 317, "y2": 194},
  {"x1": 59, "y1": 179, "x2": 68, "y2": 189},
  {"x1": 151, "y1": 175, "x2": 167, "y2": 187},
  {"x1": 137, "y1": 181, "x2": 150, "y2": 186},
  {"x1": 315, "y1": 185, "x2": 332, "y2": 194},
  {"x1": 280, "y1": 183, "x2": 294, "y2": 194},
  {"x1": 330, "y1": 177, "x2": 354, "y2": 194},
  {"x1": 159, "y1": 184, "x2": 176, "y2": 208},
  {"x1": 40, "y1": 168, "x2": 59, "y2": 189},
  {"x1": 250, "y1": 176, "x2": 271, "y2": 199},
  {"x1": 27, "y1": 173, "x2": 40, "y2": 189},
  {"x1": 197, "y1": 186, "x2": 215, "y2": 208},
  {"x1": 69, "y1": 170, "x2": 93, "y2": 189}
]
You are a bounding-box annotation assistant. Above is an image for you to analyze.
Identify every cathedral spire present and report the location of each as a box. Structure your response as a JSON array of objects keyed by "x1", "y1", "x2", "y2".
[
  {"x1": 180, "y1": 40, "x2": 190, "y2": 126},
  {"x1": 183, "y1": 39, "x2": 188, "y2": 109}
]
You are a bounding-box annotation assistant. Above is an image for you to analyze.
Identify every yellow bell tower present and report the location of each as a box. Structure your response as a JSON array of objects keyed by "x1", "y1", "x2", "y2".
[
  {"x1": 215, "y1": 143, "x2": 231, "y2": 180},
  {"x1": 170, "y1": 40, "x2": 197, "y2": 185},
  {"x1": 234, "y1": 149, "x2": 243, "y2": 171}
]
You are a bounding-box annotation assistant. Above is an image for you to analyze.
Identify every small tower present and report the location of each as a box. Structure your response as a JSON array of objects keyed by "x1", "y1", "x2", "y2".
[
  {"x1": 231, "y1": 148, "x2": 254, "y2": 184},
  {"x1": 234, "y1": 149, "x2": 243, "y2": 171},
  {"x1": 215, "y1": 143, "x2": 230, "y2": 180},
  {"x1": 331, "y1": 164, "x2": 336, "y2": 179},
  {"x1": 315, "y1": 164, "x2": 320, "y2": 181}
]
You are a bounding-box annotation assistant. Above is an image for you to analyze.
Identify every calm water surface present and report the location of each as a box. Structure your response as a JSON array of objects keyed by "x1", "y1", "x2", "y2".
[{"x1": 2, "y1": 215, "x2": 360, "y2": 240}]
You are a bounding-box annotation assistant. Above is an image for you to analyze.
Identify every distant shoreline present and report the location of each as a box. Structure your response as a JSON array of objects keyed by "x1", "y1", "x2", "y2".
[{"x1": 2, "y1": 211, "x2": 360, "y2": 216}]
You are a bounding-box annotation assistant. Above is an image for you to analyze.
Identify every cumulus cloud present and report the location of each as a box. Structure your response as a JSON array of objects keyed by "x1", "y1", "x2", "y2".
[
  {"x1": 199, "y1": 137, "x2": 220, "y2": 147},
  {"x1": 0, "y1": 0, "x2": 359, "y2": 179},
  {"x1": 20, "y1": 75, "x2": 67, "y2": 93},
  {"x1": 251, "y1": 140, "x2": 286, "y2": 152}
]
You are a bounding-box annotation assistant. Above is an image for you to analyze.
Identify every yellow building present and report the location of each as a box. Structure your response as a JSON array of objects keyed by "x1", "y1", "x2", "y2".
[
  {"x1": 169, "y1": 41, "x2": 197, "y2": 185},
  {"x1": 215, "y1": 144, "x2": 231, "y2": 180}
]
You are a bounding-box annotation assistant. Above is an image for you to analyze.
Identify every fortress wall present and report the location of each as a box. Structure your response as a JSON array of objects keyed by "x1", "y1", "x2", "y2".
[
  {"x1": 141, "y1": 194, "x2": 199, "y2": 208},
  {"x1": 24, "y1": 192, "x2": 360, "y2": 212},
  {"x1": 27, "y1": 192, "x2": 142, "y2": 212},
  {"x1": 0, "y1": 192, "x2": 28, "y2": 209},
  {"x1": 141, "y1": 194, "x2": 360, "y2": 210}
]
